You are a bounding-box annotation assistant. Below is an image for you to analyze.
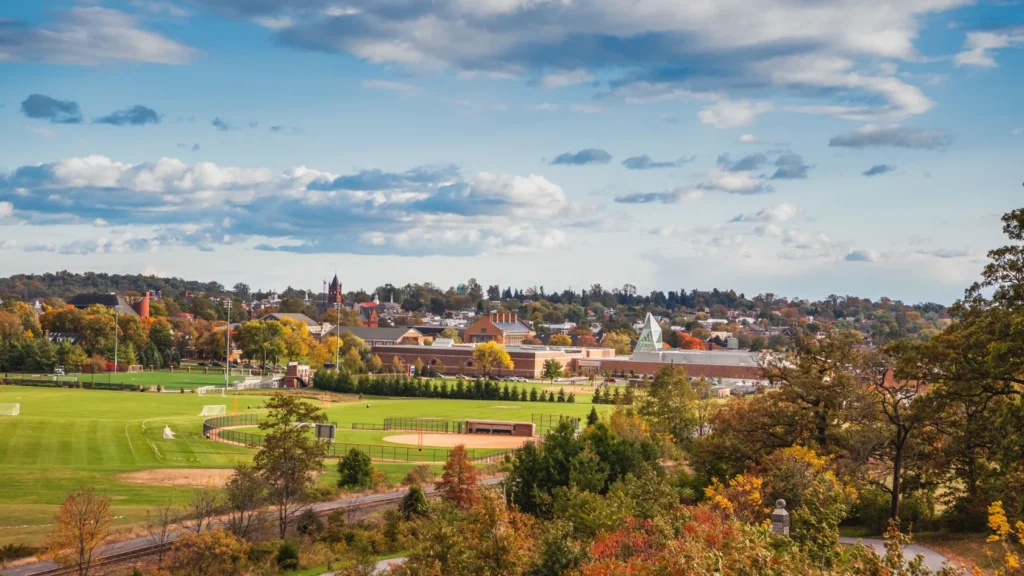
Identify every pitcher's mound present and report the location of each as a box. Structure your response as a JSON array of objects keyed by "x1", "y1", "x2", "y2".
[
  {"x1": 118, "y1": 468, "x2": 235, "y2": 488},
  {"x1": 384, "y1": 433, "x2": 536, "y2": 449}
]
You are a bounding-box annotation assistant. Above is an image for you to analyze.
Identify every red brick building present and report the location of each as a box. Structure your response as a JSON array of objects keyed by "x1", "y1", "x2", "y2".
[
  {"x1": 372, "y1": 342, "x2": 614, "y2": 378},
  {"x1": 463, "y1": 313, "x2": 535, "y2": 345}
]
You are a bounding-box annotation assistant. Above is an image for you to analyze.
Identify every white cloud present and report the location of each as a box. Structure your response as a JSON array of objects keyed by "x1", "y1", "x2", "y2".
[
  {"x1": 0, "y1": 7, "x2": 196, "y2": 65},
  {"x1": 698, "y1": 170, "x2": 770, "y2": 195},
  {"x1": 731, "y1": 203, "x2": 800, "y2": 223},
  {"x1": 0, "y1": 155, "x2": 578, "y2": 257},
  {"x1": 738, "y1": 134, "x2": 759, "y2": 144},
  {"x1": 360, "y1": 79, "x2": 421, "y2": 96},
  {"x1": 541, "y1": 69, "x2": 595, "y2": 89},
  {"x1": 955, "y1": 28, "x2": 1024, "y2": 68},
  {"x1": 846, "y1": 248, "x2": 882, "y2": 262},
  {"x1": 1012, "y1": 128, "x2": 1023, "y2": 136},
  {"x1": 697, "y1": 100, "x2": 774, "y2": 128},
  {"x1": 254, "y1": 15, "x2": 294, "y2": 30}
]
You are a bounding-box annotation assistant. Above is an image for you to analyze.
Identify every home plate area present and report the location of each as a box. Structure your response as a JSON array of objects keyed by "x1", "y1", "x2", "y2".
[{"x1": 383, "y1": 433, "x2": 536, "y2": 449}]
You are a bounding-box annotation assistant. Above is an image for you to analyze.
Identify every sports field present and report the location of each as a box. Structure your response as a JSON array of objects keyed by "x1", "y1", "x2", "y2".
[
  {"x1": 5, "y1": 370, "x2": 248, "y2": 390},
  {"x1": 0, "y1": 384, "x2": 605, "y2": 546}
]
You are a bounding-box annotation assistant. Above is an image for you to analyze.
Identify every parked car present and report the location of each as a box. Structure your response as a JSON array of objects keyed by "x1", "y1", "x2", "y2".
[
  {"x1": 211, "y1": 361, "x2": 224, "y2": 367},
  {"x1": 323, "y1": 363, "x2": 336, "y2": 369},
  {"x1": 242, "y1": 363, "x2": 254, "y2": 369},
  {"x1": 197, "y1": 361, "x2": 208, "y2": 367}
]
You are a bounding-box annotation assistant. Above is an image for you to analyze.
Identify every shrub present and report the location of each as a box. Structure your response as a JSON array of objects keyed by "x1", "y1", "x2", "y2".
[
  {"x1": 296, "y1": 508, "x2": 323, "y2": 537},
  {"x1": 276, "y1": 541, "x2": 300, "y2": 571},
  {"x1": 337, "y1": 448, "x2": 374, "y2": 489}
]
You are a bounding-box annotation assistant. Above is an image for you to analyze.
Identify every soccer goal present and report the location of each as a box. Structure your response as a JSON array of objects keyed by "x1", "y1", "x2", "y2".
[
  {"x1": 196, "y1": 386, "x2": 225, "y2": 396},
  {"x1": 163, "y1": 425, "x2": 176, "y2": 439},
  {"x1": 127, "y1": 365, "x2": 145, "y2": 373},
  {"x1": 0, "y1": 403, "x2": 20, "y2": 417},
  {"x1": 199, "y1": 405, "x2": 227, "y2": 417}
]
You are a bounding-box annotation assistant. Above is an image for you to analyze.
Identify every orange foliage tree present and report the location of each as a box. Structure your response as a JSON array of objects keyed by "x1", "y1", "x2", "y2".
[
  {"x1": 436, "y1": 444, "x2": 479, "y2": 509},
  {"x1": 45, "y1": 489, "x2": 112, "y2": 576},
  {"x1": 678, "y1": 333, "x2": 705, "y2": 350}
]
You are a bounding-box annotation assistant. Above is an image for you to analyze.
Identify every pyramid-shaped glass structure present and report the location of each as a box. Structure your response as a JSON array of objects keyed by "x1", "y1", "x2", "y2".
[{"x1": 633, "y1": 313, "x2": 663, "y2": 354}]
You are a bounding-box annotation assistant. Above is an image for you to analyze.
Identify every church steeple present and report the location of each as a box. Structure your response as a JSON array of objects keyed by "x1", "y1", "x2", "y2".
[{"x1": 328, "y1": 272, "x2": 343, "y2": 304}]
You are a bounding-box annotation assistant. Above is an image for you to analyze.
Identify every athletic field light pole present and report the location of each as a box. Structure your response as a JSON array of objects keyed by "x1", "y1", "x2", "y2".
[
  {"x1": 334, "y1": 300, "x2": 341, "y2": 371},
  {"x1": 111, "y1": 304, "x2": 121, "y2": 383},
  {"x1": 225, "y1": 298, "x2": 231, "y2": 393}
]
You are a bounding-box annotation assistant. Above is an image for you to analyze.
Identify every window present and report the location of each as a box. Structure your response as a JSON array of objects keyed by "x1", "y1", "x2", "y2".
[{"x1": 480, "y1": 328, "x2": 487, "y2": 333}]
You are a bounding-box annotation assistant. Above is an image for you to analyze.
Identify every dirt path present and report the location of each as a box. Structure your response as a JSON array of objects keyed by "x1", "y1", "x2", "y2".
[{"x1": 117, "y1": 468, "x2": 235, "y2": 488}]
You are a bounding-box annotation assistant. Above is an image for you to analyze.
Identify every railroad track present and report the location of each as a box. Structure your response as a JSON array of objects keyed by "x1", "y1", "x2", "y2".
[{"x1": 27, "y1": 543, "x2": 172, "y2": 576}]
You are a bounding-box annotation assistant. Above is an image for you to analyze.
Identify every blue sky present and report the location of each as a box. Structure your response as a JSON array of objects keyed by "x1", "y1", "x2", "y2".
[{"x1": 1, "y1": 0, "x2": 1022, "y2": 303}]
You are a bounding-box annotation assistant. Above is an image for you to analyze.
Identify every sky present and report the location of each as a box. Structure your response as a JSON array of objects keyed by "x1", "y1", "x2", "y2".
[{"x1": 1, "y1": 0, "x2": 1022, "y2": 304}]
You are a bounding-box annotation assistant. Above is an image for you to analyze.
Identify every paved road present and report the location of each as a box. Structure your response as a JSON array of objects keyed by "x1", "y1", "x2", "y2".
[
  {"x1": 839, "y1": 536, "x2": 950, "y2": 572},
  {"x1": 2, "y1": 479, "x2": 501, "y2": 576}
]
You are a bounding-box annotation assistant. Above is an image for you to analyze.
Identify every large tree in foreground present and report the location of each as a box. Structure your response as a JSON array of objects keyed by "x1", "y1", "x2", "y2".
[
  {"x1": 45, "y1": 489, "x2": 112, "y2": 576},
  {"x1": 253, "y1": 393, "x2": 328, "y2": 538},
  {"x1": 437, "y1": 445, "x2": 479, "y2": 510}
]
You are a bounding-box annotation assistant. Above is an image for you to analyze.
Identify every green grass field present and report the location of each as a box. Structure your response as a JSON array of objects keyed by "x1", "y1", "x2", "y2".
[
  {"x1": 5, "y1": 369, "x2": 249, "y2": 390},
  {"x1": 0, "y1": 384, "x2": 605, "y2": 546}
]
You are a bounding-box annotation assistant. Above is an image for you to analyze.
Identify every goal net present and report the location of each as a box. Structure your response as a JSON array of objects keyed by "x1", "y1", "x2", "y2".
[
  {"x1": 196, "y1": 386, "x2": 225, "y2": 396},
  {"x1": 163, "y1": 425, "x2": 176, "y2": 439},
  {"x1": 127, "y1": 365, "x2": 144, "y2": 373},
  {"x1": 199, "y1": 405, "x2": 227, "y2": 417},
  {"x1": 0, "y1": 403, "x2": 19, "y2": 417}
]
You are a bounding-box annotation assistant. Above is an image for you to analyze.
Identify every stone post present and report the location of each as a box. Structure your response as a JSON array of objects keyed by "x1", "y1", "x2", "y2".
[{"x1": 771, "y1": 499, "x2": 790, "y2": 536}]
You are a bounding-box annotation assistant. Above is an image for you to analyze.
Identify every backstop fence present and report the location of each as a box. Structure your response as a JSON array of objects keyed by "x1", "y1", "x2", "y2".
[
  {"x1": 531, "y1": 413, "x2": 581, "y2": 435},
  {"x1": 382, "y1": 417, "x2": 466, "y2": 434},
  {"x1": 203, "y1": 414, "x2": 510, "y2": 463}
]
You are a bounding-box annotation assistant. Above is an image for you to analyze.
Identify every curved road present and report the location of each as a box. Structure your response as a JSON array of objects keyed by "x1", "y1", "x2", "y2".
[{"x1": 839, "y1": 536, "x2": 950, "y2": 572}]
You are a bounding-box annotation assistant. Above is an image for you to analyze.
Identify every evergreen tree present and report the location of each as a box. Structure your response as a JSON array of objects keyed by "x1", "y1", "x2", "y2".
[
  {"x1": 529, "y1": 388, "x2": 539, "y2": 402},
  {"x1": 587, "y1": 406, "x2": 599, "y2": 426},
  {"x1": 548, "y1": 392, "x2": 555, "y2": 403},
  {"x1": 519, "y1": 387, "x2": 528, "y2": 401},
  {"x1": 539, "y1": 390, "x2": 548, "y2": 402},
  {"x1": 593, "y1": 388, "x2": 604, "y2": 404},
  {"x1": 568, "y1": 392, "x2": 576, "y2": 403},
  {"x1": 557, "y1": 388, "x2": 566, "y2": 402}
]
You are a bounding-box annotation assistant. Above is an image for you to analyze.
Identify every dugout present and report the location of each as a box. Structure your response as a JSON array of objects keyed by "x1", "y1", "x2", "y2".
[{"x1": 464, "y1": 419, "x2": 534, "y2": 437}]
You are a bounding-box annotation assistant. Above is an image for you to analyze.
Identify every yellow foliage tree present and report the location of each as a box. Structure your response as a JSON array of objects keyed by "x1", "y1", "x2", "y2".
[
  {"x1": 472, "y1": 341, "x2": 514, "y2": 376},
  {"x1": 548, "y1": 333, "x2": 572, "y2": 346},
  {"x1": 308, "y1": 335, "x2": 343, "y2": 367},
  {"x1": 45, "y1": 489, "x2": 112, "y2": 576}
]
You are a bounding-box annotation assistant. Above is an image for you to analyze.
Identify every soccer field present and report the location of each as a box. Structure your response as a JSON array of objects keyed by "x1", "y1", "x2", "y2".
[
  {"x1": 5, "y1": 369, "x2": 249, "y2": 390},
  {"x1": 0, "y1": 385, "x2": 605, "y2": 546}
]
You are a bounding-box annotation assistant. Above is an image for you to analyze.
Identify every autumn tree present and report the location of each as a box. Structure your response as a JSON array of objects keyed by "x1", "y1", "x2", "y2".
[
  {"x1": 576, "y1": 333, "x2": 599, "y2": 347},
  {"x1": 144, "y1": 503, "x2": 178, "y2": 564},
  {"x1": 679, "y1": 333, "x2": 705, "y2": 350},
  {"x1": 164, "y1": 528, "x2": 249, "y2": 576},
  {"x1": 760, "y1": 328, "x2": 872, "y2": 456},
  {"x1": 223, "y1": 463, "x2": 267, "y2": 541},
  {"x1": 236, "y1": 320, "x2": 286, "y2": 366},
  {"x1": 601, "y1": 331, "x2": 634, "y2": 355},
  {"x1": 548, "y1": 333, "x2": 572, "y2": 346},
  {"x1": 638, "y1": 365, "x2": 698, "y2": 448},
  {"x1": 437, "y1": 445, "x2": 479, "y2": 509},
  {"x1": 391, "y1": 355, "x2": 406, "y2": 374},
  {"x1": 253, "y1": 393, "x2": 329, "y2": 537},
  {"x1": 185, "y1": 486, "x2": 221, "y2": 534},
  {"x1": 308, "y1": 335, "x2": 343, "y2": 367},
  {"x1": 45, "y1": 489, "x2": 112, "y2": 576},
  {"x1": 342, "y1": 346, "x2": 364, "y2": 372},
  {"x1": 542, "y1": 358, "x2": 563, "y2": 382},
  {"x1": 367, "y1": 354, "x2": 383, "y2": 373},
  {"x1": 472, "y1": 341, "x2": 513, "y2": 376}
]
